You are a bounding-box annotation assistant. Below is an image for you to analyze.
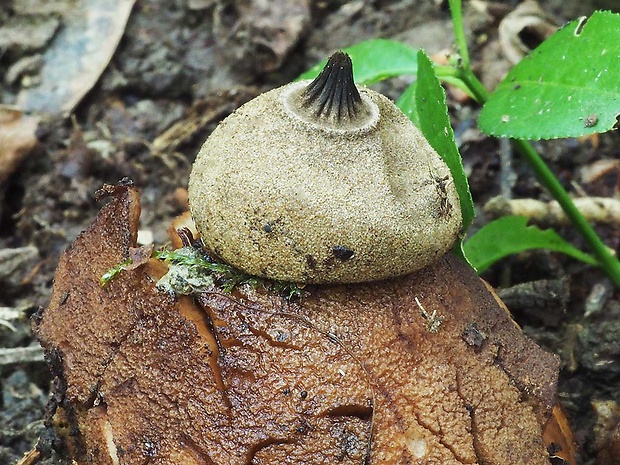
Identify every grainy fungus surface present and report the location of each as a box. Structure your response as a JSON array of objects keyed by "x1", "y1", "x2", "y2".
[
  {"x1": 35, "y1": 183, "x2": 563, "y2": 465},
  {"x1": 188, "y1": 52, "x2": 462, "y2": 284}
]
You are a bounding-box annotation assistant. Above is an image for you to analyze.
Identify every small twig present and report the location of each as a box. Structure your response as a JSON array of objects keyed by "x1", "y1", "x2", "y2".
[
  {"x1": 414, "y1": 296, "x2": 444, "y2": 333},
  {"x1": 0, "y1": 306, "x2": 29, "y2": 332},
  {"x1": 498, "y1": 138, "x2": 516, "y2": 198},
  {"x1": 485, "y1": 196, "x2": 620, "y2": 227},
  {"x1": 16, "y1": 447, "x2": 42, "y2": 465},
  {"x1": 0, "y1": 346, "x2": 45, "y2": 365}
]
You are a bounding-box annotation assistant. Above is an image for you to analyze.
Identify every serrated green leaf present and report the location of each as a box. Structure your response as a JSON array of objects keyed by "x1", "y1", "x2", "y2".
[
  {"x1": 479, "y1": 11, "x2": 620, "y2": 139},
  {"x1": 396, "y1": 81, "x2": 420, "y2": 127},
  {"x1": 414, "y1": 50, "x2": 474, "y2": 230},
  {"x1": 297, "y1": 39, "x2": 418, "y2": 85},
  {"x1": 463, "y1": 216, "x2": 598, "y2": 272}
]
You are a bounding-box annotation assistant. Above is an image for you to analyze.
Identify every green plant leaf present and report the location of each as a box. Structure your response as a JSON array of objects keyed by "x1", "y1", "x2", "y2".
[
  {"x1": 479, "y1": 11, "x2": 620, "y2": 139},
  {"x1": 463, "y1": 216, "x2": 598, "y2": 272},
  {"x1": 297, "y1": 39, "x2": 418, "y2": 85},
  {"x1": 414, "y1": 50, "x2": 475, "y2": 230},
  {"x1": 396, "y1": 81, "x2": 420, "y2": 127}
]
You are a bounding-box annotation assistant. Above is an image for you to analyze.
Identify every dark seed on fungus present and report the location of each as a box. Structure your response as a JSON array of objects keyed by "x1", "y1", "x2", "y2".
[
  {"x1": 300, "y1": 390, "x2": 308, "y2": 399},
  {"x1": 263, "y1": 223, "x2": 272, "y2": 233},
  {"x1": 306, "y1": 254, "x2": 317, "y2": 269},
  {"x1": 302, "y1": 51, "x2": 362, "y2": 121},
  {"x1": 332, "y1": 245, "x2": 354, "y2": 261}
]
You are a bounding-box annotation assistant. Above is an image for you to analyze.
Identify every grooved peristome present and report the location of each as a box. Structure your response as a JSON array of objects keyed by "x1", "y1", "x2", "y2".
[{"x1": 300, "y1": 51, "x2": 362, "y2": 122}]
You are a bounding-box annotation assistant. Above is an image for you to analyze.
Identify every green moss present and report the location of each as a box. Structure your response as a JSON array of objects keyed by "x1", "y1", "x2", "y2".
[
  {"x1": 154, "y1": 247, "x2": 256, "y2": 295},
  {"x1": 101, "y1": 246, "x2": 304, "y2": 301},
  {"x1": 100, "y1": 257, "x2": 132, "y2": 287}
]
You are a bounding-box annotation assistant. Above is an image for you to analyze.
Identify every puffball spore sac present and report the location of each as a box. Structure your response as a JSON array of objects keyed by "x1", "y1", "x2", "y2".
[{"x1": 188, "y1": 52, "x2": 462, "y2": 284}]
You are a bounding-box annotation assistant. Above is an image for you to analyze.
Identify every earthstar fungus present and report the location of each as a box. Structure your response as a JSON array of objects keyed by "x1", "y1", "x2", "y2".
[
  {"x1": 34, "y1": 53, "x2": 572, "y2": 465},
  {"x1": 188, "y1": 51, "x2": 462, "y2": 284}
]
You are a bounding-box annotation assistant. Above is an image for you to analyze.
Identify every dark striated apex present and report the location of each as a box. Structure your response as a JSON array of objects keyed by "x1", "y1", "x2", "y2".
[{"x1": 302, "y1": 51, "x2": 362, "y2": 122}]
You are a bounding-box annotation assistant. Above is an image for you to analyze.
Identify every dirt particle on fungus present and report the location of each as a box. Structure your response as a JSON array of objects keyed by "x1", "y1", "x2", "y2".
[
  {"x1": 306, "y1": 254, "x2": 317, "y2": 269},
  {"x1": 275, "y1": 330, "x2": 289, "y2": 342},
  {"x1": 415, "y1": 296, "x2": 444, "y2": 333},
  {"x1": 59, "y1": 291, "x2": 70, "y2": 305},
  {"x1": 332, "y1": 245, "x2": 354, "y2": 261},
  {"x1": 295, "y1": 421, "x2": 310, "y2": 435},
  {"x1": 338, "y1": 429, "x2": 363, "y2": 460}
]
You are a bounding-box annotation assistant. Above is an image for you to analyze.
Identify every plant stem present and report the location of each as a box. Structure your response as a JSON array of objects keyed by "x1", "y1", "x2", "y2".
[
  {"x1": 448, "y1": 0, "x2": 470, "y2": 69},
  {"x1": 512, "y1": 139, "x2": 620, "y2": 286},
  {"x1": 448, "y1": 0, "x2": 620, "y2": 286}
]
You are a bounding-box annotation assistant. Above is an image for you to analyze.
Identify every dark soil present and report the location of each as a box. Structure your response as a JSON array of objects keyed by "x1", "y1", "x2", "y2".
[{"x1": 1, "y1": 1, "x2": 619, "y2": 464}]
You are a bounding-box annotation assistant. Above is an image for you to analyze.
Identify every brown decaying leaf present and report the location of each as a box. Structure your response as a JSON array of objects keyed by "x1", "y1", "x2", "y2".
[
  {"x1": 543, "y1": 404, "x2": 577, "y2": 465},
  {"x1": 498, "y1": 0, "x2": 558, "y2": 65},
  {"x1": 16, "y1": 0, "x2": 136, "y2": 114},
  {"x1": 0, "y1": 106, "x2": 39, "y2": 186},
  {"x1": 35, "y1": 183, "x2": 566, "y2": 465},
  {"x1": 168, "y1": 210, "x2": 197, "y2": 249}
]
